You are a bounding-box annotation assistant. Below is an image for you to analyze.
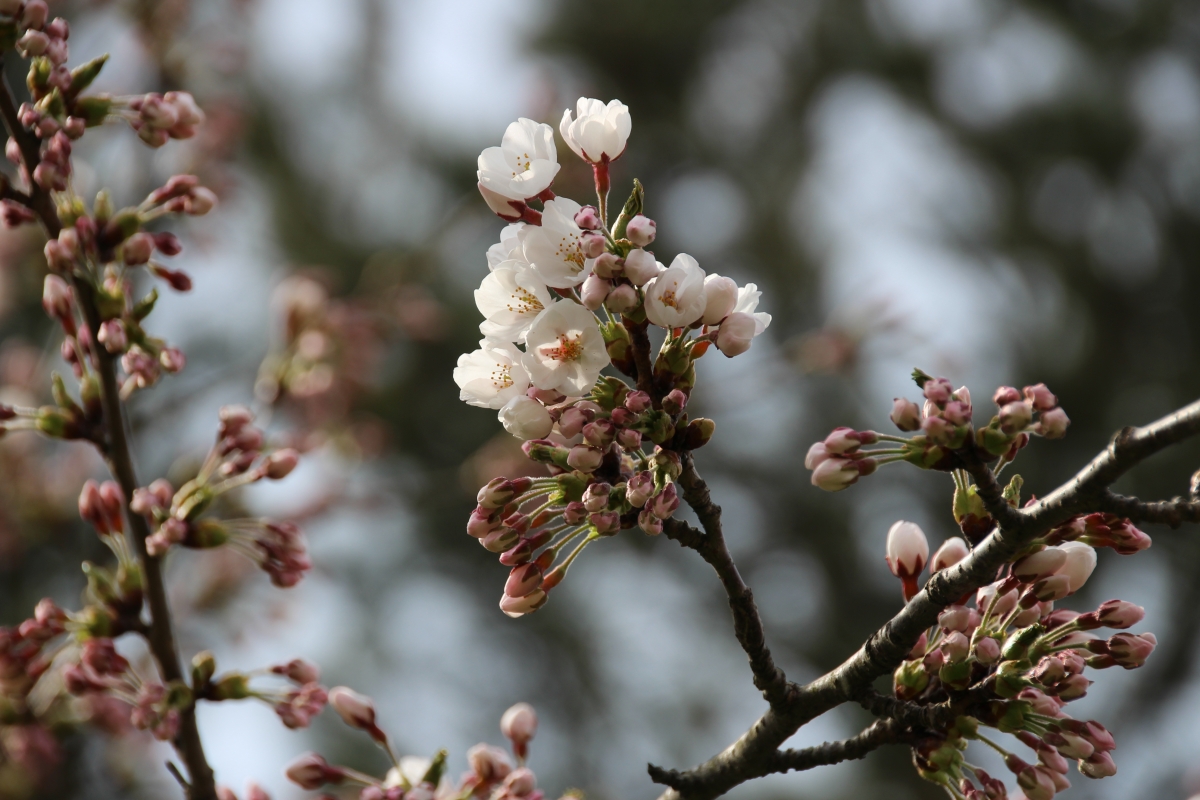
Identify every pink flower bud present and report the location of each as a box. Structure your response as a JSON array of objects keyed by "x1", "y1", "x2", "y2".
[
  {"x1": 1108, "y1": 632, "x2": 1156, "y2": 668},
  {"x1": 616, "y1": 428, "x2": 642, "y2": 450},
  {"x1": 942, "y1": 400, "x2": 971, "y2": 426},
  {"x1": 662, "y1": 389, "x2": 687, "y2": 415},
  {"x1": 505, "y1": 563, "x2": 544, "y2": 598},
  {"x1": 1013, "y1": 548, "x2": 1068, "y2": 581},
  {"x1": 649, "y1": 483, "x2": 679, "y2": 520},
  {"x1": 582, "y1": 482, "x2": 611, "y2": 512},
  {"x1": 701, "y1": 275, "x2": 737, "y2": 325},
  {"x1": 623, "y1": 248, "x2": 660, "y2": 286},
  {"x1": 1094, "y1": 599, "x2": 1144, "y2": 629},
  {"x1": 625, "y1": 214, "x2": 656, "y2": 247},
  {"x1": 563, "y1": 501, "x2": 588, "y2": 524},
  {"x1": 1024, "y1": 383, "x2": 1058, "y2": 412},
  {"x1": 931, "y1": 537, "x2": 969, "y2": 573},
  {"x1": 265, "y1": 449, "x2": 300, "y2": 479},
  {"x1": 467, "y1": 507, "x2": 501, "y2": 538},
  {"x1": 975, "y1": 637, "x2": 1001, "y2": 664},
  {"x1": 804, "y1": 442, "x2": 831, "y2": 470},
  {"x1": 275, "y1": 658, "x2": 321, "y2": 685},
  {"x1": 716, "y1": 312, "x2": 756, "y2": 357},
  {"x1": 500, "y1": 702, "x2": 537, "y2": 754},
  {"x1": 810, "y1": 457, "x2": 859, "y2": 492},
  {"x1": 566, "y1": 445, "x2": 603, "y2": 472},
  {"x1": 624, "y1": 391, "x2": 651, "y2": 413},
  {"x1": 605, "y1": 283, "x2": 638, "y2": 314},
  {"x1": 591, "y1": 251, "x2": 622, "y2": 279},
  {"x1": 590, "y1": 510, "x2": 620, "y2": 533},
  {"x1": 1038, "y1": 406, "x2": 1070, "y2": 439},
  {"x1": 580, "y1": 275, "x2": 611, "y2": 310},
  {"x1": 285, "y1": 753, "x2": 343, "y2": 790},
  {"x1": 152, "y1": 231, "x2": 183, "y2": 256},
  {"x1": 940, "y1": 631, "x2": 970, "y2": 663},
  {"x1": 938, "y1": 605, "x2": 972, "y2": 633},
  {"x1": 1030, "y1": 574, "x2": 1072, "y2": 602},
  {"x1": 329, "y1": 686, "x2": 382, "y2": 738},
  {"x1": 574, "y1": 205, "x2": 601, "y2": 230},
  {"x1": 626, "y1": 472, "x2": 654, "y2": 508},
  {"x1": 1000, "y1": 400, "x2": 1033, "y2": 433},
  {"x1": 885, "y1": 521, "x2": 929, "y2": 580},
  {"x1": 923, "y1": 377, "x2": 953, "y2": 405},
  {"x1": 467, "y1": 743, "x2": 513, "y2": 784},
  {"x1": 579, "y1": 231, "x2": 607, "y2": 259},
  {"x1": 889, "y1": 397, "x2": 921, "y2": 431},
  {"x1": 121, "y1": 232, "x2": 154, "y2": 265},
  {"x1": 499, "y1": 588, "x2": 547, "y2": 617},
  {"x1": 1079, "y1": 751, "x2": 1116, "y2": 779},
  {"x1": 822, "y1": 427, "x2": 863, "y2": 455},
  {"x1": 22, "y1": 1, "x2": 48, "y2": 30},
  {"x1": 638, "y1": 507, "x2": 664, "y2": 535},
  {"x1": 558, "y1": 407, "x2": 588, "y2": 438},
  {"x1": 42, "y1": 274, "x2": 75, "y2": 332}
]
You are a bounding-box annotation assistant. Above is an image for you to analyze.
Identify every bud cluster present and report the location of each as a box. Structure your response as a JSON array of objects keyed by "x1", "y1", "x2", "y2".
[
  {"x1": 191, "y1": 652, "x2": 328, "y2": 730},
  {"x1": 807, "y1": 372, "x2": 1072, "y2": 492},
  {"x1": 467, "y1": 378, "x2": 713, "y2": 616},
  {"x1": 883, "y1": 521, "x2": 1152, "y2": 798},
  {"x1": 286, "y1": 698, "x2": 558, "y2": 800},
  {"x1": 129, "y1": 405, "x2": 310, "y2": 586}
]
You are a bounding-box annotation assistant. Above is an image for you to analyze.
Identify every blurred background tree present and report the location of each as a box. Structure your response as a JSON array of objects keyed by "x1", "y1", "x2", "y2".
[{"x1": 2, "y1": 0, "x2": 1199, "y2": 798}]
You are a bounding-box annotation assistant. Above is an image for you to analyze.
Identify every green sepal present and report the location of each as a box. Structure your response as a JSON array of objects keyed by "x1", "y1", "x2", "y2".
[
  {"x1": 132, "y1": 288, "x2": 159, "y2": 321},
  {"x1": 173, "y1": 478, "x2": 214, "y2": 521},
  {"x1": 609, "y1": 179, "x2": 644, "y2": 242},
  {"x1": 1002, "y1": 474, "x2": 1023, "y2": 507},
  {"x1": 211, "y1": 673, "x2": 251, "y2": 701},
  {"x1": 421, "y1": 750, "x2": 448, "y2": 787},
  {"x1": 911, "y1": 368, "x2": 933, "y2": 388},
  {"x1": 192, "y1": 651, "x2": 217, "y2": 689},
  {"x1": 553, "y1": 471, "x2": 589, "y2": 504},
  {"x1": 67, "y1": 54, "x2": 109, "y2": 100},
  {"x1": 188, "y1": 519, "x2": 231, "y2": 549},
  {"x1": 73, "y1": 94, "x2": 115, "y2": 127},
  {"x1": 1001, "y1": 623, "x2": 1044, "y2": 662}
]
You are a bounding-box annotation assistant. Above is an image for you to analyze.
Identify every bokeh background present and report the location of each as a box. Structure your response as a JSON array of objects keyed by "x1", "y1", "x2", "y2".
[{"x1": 2, "y1": 0, "x2": 1200, "y2": 798}]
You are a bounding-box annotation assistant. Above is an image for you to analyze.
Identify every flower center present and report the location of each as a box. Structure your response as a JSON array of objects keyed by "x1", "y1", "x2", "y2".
[
  {"x1": 511, "y1": 152, "x2": 533, "y2": 177},
  {"x1": 542, "y1": 333, "x2": 583, "y2": 363},
  {"x1": 553, "y1": 235, "x2": 585, "y2": 271},
  {"x1": 660, "y1": 284, "x2": 681, "y2": 309},
  {"x1": 490, "y1": 365, "x2": 514, "y2": 390},
  {"x1": 506, "y1": 288, "x2": 544, "y2": 315}
]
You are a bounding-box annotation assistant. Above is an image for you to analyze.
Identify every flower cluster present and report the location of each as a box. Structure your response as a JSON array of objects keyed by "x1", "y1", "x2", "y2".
[
  {"x1": 190, "y1": 653, "x2": 329, "y2": 731},
  {"x1": 881, "y1": 520, "x2": 1155, "y2": 799},
  {"x1": 806, "y1": 372, "x2": 1071, "y2": 494},
  {"x1": 287, "y1": 694, "x2": 555, "y2": 800},
  {"x1": 128, "y1": 405, "x2": 311, "y2": 586},
  {"x1": 457, "y1": 99, "x2": 771, "y2": 614}
]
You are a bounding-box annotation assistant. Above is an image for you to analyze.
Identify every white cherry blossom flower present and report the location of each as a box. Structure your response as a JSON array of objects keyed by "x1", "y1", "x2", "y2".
[
  {"x1": 453, "y1": 339, "x2": 531, "y2": 409},
  {"x1": 521, "y1": 197, "x2": 593, "y2": 288},
  {"x1": 475, "y1": 261, "x2": 553, "y2": 343},
  {"x1": 701, "y1": 274, "x2": 738, "y2": 325},
  {"x1": 643, "y1": 254, "x2": 707, "y2": 328},
  {"x1": 487, "y1": 223, "x2": 527, "y2": 270},
  {"x1": 733, "y1": 283, "x2": 772, "y2": 334},
  {"x1": 477, "y1": 118, "x2": 560, "y2": 201},
  {"x1": 522, "y1": 301, "x2": 609, "y2": 395},
  {"x1": 559, "y1": 98, "x2": 631, "y2": 163}
]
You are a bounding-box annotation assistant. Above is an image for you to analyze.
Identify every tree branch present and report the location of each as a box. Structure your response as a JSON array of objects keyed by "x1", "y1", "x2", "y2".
[
  {"x1": 0, "y1": 65, "x2": 218, "y2": 800},
  {"x1": 651, "y1": 397, "x2": 1200, "y2": 800},
  {"x1": 1098, "y1": 491, "x2": 1200, "y2": 527}
]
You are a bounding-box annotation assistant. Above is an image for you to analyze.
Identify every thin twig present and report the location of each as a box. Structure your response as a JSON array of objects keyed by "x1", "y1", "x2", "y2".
[{"x1": 0, "y1": 64, "x2": 218, "y2": 800}]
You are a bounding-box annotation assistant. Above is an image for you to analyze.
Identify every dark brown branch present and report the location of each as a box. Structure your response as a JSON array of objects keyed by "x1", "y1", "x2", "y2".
[
  {"x1": 652, "y1": 398, "x2": 1200, "y2": 800},
  {"x1": 0, "y1": 65, "x2": 218, "y2": 800},
  {"x1": 1098, "y1": 491, "x2": 1200, "y2": 527},
  {"x1": 624, "y1": 317, "x2": 659, "y2": 404}
]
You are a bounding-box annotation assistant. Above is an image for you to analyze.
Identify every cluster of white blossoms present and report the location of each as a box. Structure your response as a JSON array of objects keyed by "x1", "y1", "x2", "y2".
[{"x1": 455, "y1": 98, "x2": 772, "y2": 439}]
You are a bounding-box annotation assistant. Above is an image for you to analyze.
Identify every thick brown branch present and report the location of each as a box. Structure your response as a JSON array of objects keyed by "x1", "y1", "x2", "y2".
[
  {"x1": 653, "y1": 398, "x2": 1200, "y2": 800},
  {"x1": 1098, "y1": 491, "x2": 1200, "y2": 527},
  {"x1": 624, "y1": 316, "x2": 659, "y2": 404},
  {"x1": 0, "y1": 66, "x2": 217, "y2": 800}
]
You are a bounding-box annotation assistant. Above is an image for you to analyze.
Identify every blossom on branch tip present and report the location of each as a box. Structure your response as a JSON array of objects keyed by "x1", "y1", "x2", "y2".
[
  {"x1": 498, "y1": 396, "x2": 553, "y2": 440},
  {"x1": 559, "y1": 98, "x2": 631, "y2": 164},
  {"x1": 477, "y1": 118, "x2": 560, "y2": 202},
  {"x1": 701, "y1": 274, "x2": 738, "y2": 325},
  {"x1": 475, "y1": 262, "x2": 552, "y2": 343}
]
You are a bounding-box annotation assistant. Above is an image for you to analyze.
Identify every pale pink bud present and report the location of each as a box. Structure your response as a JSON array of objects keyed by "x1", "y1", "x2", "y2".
[
  {"x1": 500, "y1": 588, "x2": 546, "y2": 618},
  {"x1": 938, "y1": 605, "x2": 972, "y2": 632},
  {"x1": 890, "y1": 397, "x2": 921, "y2": 431},
  {"x1": 566, "y1": 444, "x2": 603, "y2": 472},
  {"x1": 616, "y1": 428, "x2": 642, "y2": 450},
  {"x1": 1055, "y1": 542, "x2": 1096, "y2": 593},
  {"x1": 649, "y1": 482, "x2": 680, "y2": 520},
  {"x1": 184, "y1": 186, "x2": 217, "y2": 215},
  {"x1": 975, "y1": 636, "x2": 1001, "y2": 664},
  {"x1": 823, "y1": 427, "x2": 865, "y2": 455},
  {"x1": 716, "y1": 312, "x2": 756, "y2": 357},
  {"x1": 626, "y1": 472, "x2": 654, "y2": 507},
  {"x1": 605, "y1": 283, "x2": 638, "y2": 314},
  {"x1": 622, "y1": 248, "x2": 660, "y2": 286},
  {"x1": 1039, "y1": 407, "x2": 1070, "y2": 439},
  {"x1": 1094, "y1": 600, "x2": 1144, "y2": 629},
  {"x1": 1024, "y1": 383, "x2": 1057, "y2": 412},
  {"x1": 505, "y1": 563, "x2": 544, "y2": 598},
  {"x1": 581, "y1": 482, "x2": 611, "y2": 512},
  {"x1": 1108, "y1": 632, "x2": 1156, "y2": 668},
  {"x1": 701, "y1": 275, "x2": 737, "y2": 325},
  {"x1": 977, "y1": 582, "x2": 1017, "y2": 616},
  {"x1": 931, "y1": 537, "x2": 970, "y2": 573},
  {"x1": 558, "y1": 407, "x2": 588, "y2": 438},
  {"x1": 923, "y1": 377, "x2": 953, "y2": 405},
  {"x1": 98, "y1": 320, "x2": 127, "y2": 353},
  {"x1": 942, "y1": 400, "x2": 971, "y2": 426},
  {"x1": 563, "y1": 502, "x2": 587, "y2": 524},
  {"x1": 941, "y1": 631, "x2": 969, "y2": 663},
  {"x1": 42, "y1": 274, "x2": 75, "y2": 331},
  {"x1": 885, "y1": 521, "x2": 929, "y2": 580},
  {"x1": 624, "y1": 391, "x2": 651, "y2": 413},
  {"x1": 21, "y1": 0, "x2": 48, "y2": 30},
  {"x1": 591, "y1": 252, "x2": 622, "y2": 278},
  {"x1": 277, "y1": 658, "x2": 321, "y2": 685},
  {"x1": 285, "y1": 753, "x2": 343, "y2": 789},
  {"x1": 804, "y1": 442, "x2": 830, "y2": 470},
  {"x1": 467, "y1": 743, "x2": 513, "y2": 784},
  {"x1": 638, "y1": 507, "x2": 664, "y2": 535},
  {"x1": 579, "y1": 231, "x2": 607, "y2": 259},
  {"x1": 1013, "y1": 548, "x2": 1068, "y2": 581},
  {"x1": 590, "y1": 510, "x2": 620, "y2": 533},
  {"x1": 500, "y1": 702, "x2": 537, "y2": 754},
  {"x1": 1030, "y1": 573, "x2": 1072, "y2": 602},
  {"x1": 573, "y1": 205, "x2": 601, "y2": 230},
  {"x1": 1000, "y1": 400, "x2": 1033, "y2": 433},
  {"x1": 625, "y1": 214, "x2": 656, "y2": 247},
  {"x1": 1079, "y1": 752, "x2": 1116, "y2": 779},
  {"x1": 479, "y1": 183, "x2": 526, "y2": 222},
  {"x1": 329, "y1": 686, "x2": 380, "y2": 735},
  {"x1": 810, "y1": 457, "x2": 859, "y2": 492},
  {"x1": 265, "y1": 449, "x2": 300, "y2": 479},
  {"x1": 580, "y1": 274, "x2": 611, "y2": 310}
]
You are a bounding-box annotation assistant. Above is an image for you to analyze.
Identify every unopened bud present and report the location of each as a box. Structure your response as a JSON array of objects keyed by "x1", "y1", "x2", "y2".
[
  {"x1": 625, "y1": 214, "x2": 656, "y2": 247},
  {"x1": 889, "y1": 397, "x2": 921, "y2": 431}
]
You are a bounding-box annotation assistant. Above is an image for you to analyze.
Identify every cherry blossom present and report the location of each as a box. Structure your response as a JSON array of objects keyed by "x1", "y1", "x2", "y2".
[
  {"x1": 477, "y1": 118, "x2": 559, "y2": 201},
  {"x1": 453, "y1": 339, "x2": 532, "y2": 409}
]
